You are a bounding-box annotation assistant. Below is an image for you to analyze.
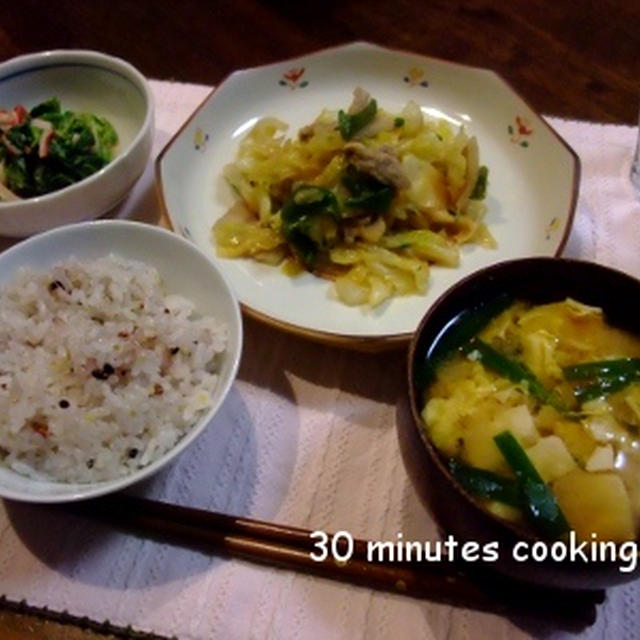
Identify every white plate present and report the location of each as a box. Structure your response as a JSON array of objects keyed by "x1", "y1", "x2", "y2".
[{"x1": 156, "y1": 42, "x2": 578, "y2": 349}]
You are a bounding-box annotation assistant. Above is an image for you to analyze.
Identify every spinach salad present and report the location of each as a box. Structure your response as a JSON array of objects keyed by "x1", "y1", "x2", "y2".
[{"x1": 0, "y1": 98, "x2": 118, "y2": 199}]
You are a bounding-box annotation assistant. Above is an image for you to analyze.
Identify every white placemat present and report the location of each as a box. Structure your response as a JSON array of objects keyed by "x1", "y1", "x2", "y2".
[{"x1": 0, "y1": 80, "x2": 639, "y2": 640}]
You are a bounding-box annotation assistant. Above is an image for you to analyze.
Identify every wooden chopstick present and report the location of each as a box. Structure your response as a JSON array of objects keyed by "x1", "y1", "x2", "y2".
[{"x1": 60, "y1": 494, "x2": 604, "y2": 631}]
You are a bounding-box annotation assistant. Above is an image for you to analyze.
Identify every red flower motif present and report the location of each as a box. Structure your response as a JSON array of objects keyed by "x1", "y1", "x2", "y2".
[
  {"x1": 515, "y1": 116, "x2": 533, "y2": 136},
  {"x1": 509, "y1": 115, "x2": 534, "y2": 147},
  {"x1": 284, "y1": 67, "x2": 305, "y2": 83}
]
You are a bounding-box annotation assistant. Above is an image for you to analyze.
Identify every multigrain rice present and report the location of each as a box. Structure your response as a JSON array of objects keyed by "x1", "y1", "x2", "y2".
[{"x1": 0, "y1": 254, "x2": 227, "y2": 483}]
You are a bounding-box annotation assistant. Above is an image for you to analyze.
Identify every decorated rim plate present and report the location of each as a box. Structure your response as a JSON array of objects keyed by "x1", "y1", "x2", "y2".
[{"x1": 156, "y1": 42, "x2": 579, "y2": 349}]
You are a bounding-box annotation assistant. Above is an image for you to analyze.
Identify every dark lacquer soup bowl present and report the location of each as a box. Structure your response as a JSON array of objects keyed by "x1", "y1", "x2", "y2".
[{"x1": 397, "y1": 257, "x2": 640, "y2": 589}]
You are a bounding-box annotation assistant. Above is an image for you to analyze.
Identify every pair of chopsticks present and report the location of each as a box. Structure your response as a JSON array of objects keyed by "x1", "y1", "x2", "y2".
[{"x1": 61, "y1": 494, "x2": 604, "y2": 631}]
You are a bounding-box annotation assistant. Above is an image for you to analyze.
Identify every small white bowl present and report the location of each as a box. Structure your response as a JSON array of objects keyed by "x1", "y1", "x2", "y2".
[
  {"x1": 0, "y1": 50, "x2": 154, "y2": 238},
  {"x1": 0, "y1": 220, "x2": 243, "y2": 502}
]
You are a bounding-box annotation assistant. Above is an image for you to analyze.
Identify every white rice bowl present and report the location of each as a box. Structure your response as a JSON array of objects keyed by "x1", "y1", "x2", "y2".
[{"x1": 0, "y1": 254, "x2": 227, "y2": 484}]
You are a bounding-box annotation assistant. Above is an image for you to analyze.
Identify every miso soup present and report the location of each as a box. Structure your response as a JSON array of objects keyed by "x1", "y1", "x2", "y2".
[{"x1": 422, "y1": 298, "x2": 640, "y2": 542}]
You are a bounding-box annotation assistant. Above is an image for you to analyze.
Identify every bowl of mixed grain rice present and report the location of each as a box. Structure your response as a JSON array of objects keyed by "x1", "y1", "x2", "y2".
[{"x1": 0, "y1": 220, "x2": 242, "y2": 502}]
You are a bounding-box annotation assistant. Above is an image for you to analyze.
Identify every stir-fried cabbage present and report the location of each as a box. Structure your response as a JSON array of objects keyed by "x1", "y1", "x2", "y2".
[{"x1": 213, "y1": 88, "x2": 492, "y2": 307}]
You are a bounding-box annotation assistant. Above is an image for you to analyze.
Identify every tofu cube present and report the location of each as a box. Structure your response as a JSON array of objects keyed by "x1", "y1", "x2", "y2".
[
  {"x1": 585, "y1": 445, "x2": 615, "y2": 472},
  {"x1": 526, "y1": 435, "x2": 577, "y2": 483},
  {"x1": 493, "y1": 404, "x2": 539, "y2": 447}
]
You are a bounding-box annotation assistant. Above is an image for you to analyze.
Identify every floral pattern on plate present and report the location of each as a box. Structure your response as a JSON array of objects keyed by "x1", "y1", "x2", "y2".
[
  {"x1": 279, "y1": 67, "x2": 308, "y2": 90},
  {"x1": 193, "y1": 127, "x2": 209, "y2": 152},
  {"x1": 508, "y1": 115, "x2": 534, "y2": 147},
  {"x1": 403, "y1": 67, "x2": 429, "y2": 87},
  {"x1": 545, "y1": 217, "x2": 560, "y2": 240}
]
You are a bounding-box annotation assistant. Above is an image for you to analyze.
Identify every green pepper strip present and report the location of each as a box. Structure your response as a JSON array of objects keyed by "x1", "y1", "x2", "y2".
[
  {"x1": 462, "y1": 337, "x2": 567, "y2": 412},
  {"x1": 448, "y1": 459, "x2": 521, "y2": 507},
  {"x1": 494, "y1": 431, "x2": 569, "y2": 539},
  {"x1": 470, "y1": 165, "x2": 489, "y2": 200},
  {"x1": 342, "y1": 167, "x2": 395, "y2": 214},
  {"x1": 344, "y1": 185, "x2": 394, "y2": 213},
  {"x1": 281, "y1": 185, "x2": 340, "y2": 269},
  {"x1": 338, "y1": 99, "x2": 377, "y2": 140}
]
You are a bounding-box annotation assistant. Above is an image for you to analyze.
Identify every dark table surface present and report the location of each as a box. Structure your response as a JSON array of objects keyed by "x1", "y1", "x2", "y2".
[
  {"x1": 0, "y1": 2, "x2": 638, "y2": 639},
  {"x1": 1, "y1": 0, "x2": 639, "y2": 125}
]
